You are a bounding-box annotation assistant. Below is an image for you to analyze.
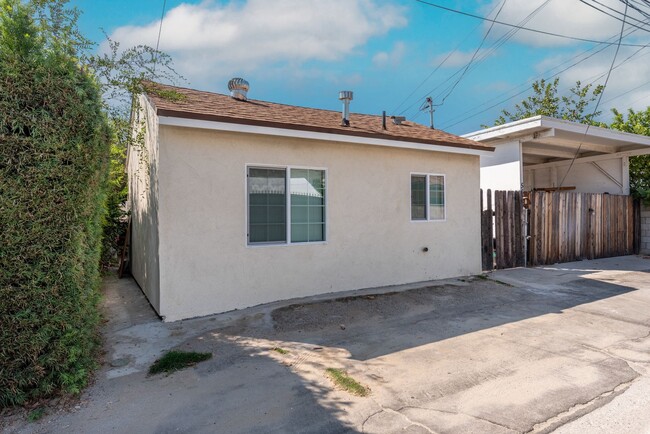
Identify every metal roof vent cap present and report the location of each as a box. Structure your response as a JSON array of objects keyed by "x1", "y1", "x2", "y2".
[
  {"x1": 228, "y1": 77, "x2": 249, "y2": 101},
  {"x1": 339, "y1": 90, "x2": 353, "y2": 126}
]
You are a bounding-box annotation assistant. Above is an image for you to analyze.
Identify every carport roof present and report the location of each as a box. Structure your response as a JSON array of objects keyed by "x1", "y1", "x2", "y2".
[{"x1": 463, "y1": 115, "x2": 650, "y2": 165}]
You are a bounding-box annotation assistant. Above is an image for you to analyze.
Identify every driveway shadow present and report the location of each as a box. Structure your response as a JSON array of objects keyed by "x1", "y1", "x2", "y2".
[{"x1": 215, "y1": 265, "x2": 649, "y2": 361}]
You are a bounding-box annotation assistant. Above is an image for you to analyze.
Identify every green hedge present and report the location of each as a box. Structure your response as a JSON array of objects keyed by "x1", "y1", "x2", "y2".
[{"x1": 0, "y1": 1, "x2": 111, "y2": 406}]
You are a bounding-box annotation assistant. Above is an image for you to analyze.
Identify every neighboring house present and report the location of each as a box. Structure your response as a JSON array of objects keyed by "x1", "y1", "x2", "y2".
[
  {"x1": 463, "y1": 116, "x2": 650, "y2": 195},
  {"x1": 127, "y1": 80, "x2": 494, "y2": 321}
]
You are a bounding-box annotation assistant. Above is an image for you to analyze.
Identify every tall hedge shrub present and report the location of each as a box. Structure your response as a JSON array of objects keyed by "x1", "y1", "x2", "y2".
[{"x1": 0, "y1": 0, "x2": 111, "y2": 406}]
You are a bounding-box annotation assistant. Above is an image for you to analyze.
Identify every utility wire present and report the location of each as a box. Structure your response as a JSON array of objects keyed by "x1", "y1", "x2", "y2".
[
  {"x1": 153, "y1": 0, "x2": 167, "y2": 72},
  {"x1": 403, "y1": 0, "x2": 552, "y2": 120},
  {"x1": 390, "y1": 17, "x2": 490, "y2": 114},
  {"x1": 440, "y1": 16, "x2": 649, "y2": 130},
  {"x1": 558, "y1": 1, "x2": 629, "y2": 189},
  {"x1": 414, "y1": 0, "x2": 649, "y2": 47},
  {"x1": 433, "y1": 0, "x2": 508, "y2": 109},
  {"x1": 578, "y1": 0, "x2": 649, "y2": 31},
  {"x1": 429, "y1": 0, "x2": 551, "y2": 111}
]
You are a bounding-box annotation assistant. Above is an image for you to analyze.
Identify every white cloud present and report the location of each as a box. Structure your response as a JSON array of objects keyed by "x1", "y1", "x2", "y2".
[
  {"x1": 372, "y1": 41, "x2": 406, "y2": 67},
  {"x1": 432, "y1": 49, "x2": 495, "y2": 68},
  {"x1": 105, "y1": 0, "x2": 407, "y2": 86},
  {"x1": 480, "y1": 0, "x2": 648, "y2": 47}
]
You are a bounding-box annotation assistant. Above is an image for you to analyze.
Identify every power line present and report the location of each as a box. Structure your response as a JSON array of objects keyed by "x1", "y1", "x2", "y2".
[
  {"x1": 392, "y1": 0, "x2": 505, "y2": 115},
  {"x1": 153, "y1": 0, "x2": 167, "y2": 72},
  {"x1": 578, "y1": 0, "x2": 649, "y2": 32},
  {"x1": 433, "y1": 0, "x2": 508, "y2": 109},
  {"x1": 400, "y1": 0, "x2": 552, "y2": 118},
  {"x1": 429, "y1": 0, "x2": 551, "y2": 111},
  {"x1": 558, "y1": 1, "x2": 629, "y2": 189},
  {"x1": 414, "y1": 0, "x2": 649, "y2": 47},
  {"x1": 439, "y1": 17, "x2": 649, "y2": 130}
]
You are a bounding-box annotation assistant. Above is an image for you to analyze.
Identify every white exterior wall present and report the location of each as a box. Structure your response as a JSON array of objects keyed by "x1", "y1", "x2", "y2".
[
  {"x1": 524, "y1": 157, "x2": 629, "y2": 194},
  {"x1": 156, "y1": 126, "x2": 482, "y2": 321},
  {"x1": 127, "y1": 97, "x2": 161, "y2": 312},
  {"x1": 480, "y1": 140, "x2": 522, "y2": 204}
]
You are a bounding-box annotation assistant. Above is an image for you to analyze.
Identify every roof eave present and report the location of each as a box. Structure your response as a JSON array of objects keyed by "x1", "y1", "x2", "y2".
[
  {"x1": 157, "y1": 109, "x2": 494, "y2": 155},
  {"x1": 157, "y1": 111, "x2": 495, "y2": 156}
]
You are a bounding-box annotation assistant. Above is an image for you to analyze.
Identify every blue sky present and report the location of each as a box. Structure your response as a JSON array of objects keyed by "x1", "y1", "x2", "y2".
[{"x1": 69, "y1": 0, "x2": 650, "y2": 134}]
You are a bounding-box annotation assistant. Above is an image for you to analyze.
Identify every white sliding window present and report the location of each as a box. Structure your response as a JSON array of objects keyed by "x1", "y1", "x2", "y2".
[
  {"x1": 411, "y1": 173, "x2": 445, "y2": 221},
  {"x1": 248, "y1": 166, "x2": 326, "y2": 245}
]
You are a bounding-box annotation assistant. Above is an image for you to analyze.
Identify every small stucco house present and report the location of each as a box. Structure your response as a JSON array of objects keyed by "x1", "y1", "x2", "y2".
[
  {"x1": 127, "y1": 80, "x2": 494, "y2": 321},
  {"x1": 463, "y1": 115, "x2": 650, "y2": 194}
]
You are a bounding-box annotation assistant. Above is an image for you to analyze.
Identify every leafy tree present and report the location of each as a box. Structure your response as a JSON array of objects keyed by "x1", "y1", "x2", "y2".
[
  {"x1": 492, "y1": 78, "x2": 604, "y2": 126},
  {"x1": 608, "y1": 107, "x2": 650, "y2": 202}
]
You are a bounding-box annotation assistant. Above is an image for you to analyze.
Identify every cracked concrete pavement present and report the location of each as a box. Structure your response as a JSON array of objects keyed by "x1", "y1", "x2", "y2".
[{"x1": 4, "y1": 255, "x2": 650, "y2": 433}]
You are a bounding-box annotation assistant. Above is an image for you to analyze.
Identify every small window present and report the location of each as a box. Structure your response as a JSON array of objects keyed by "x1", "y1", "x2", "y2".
[
  {"x1": 247, "y1": 166, "x2": 326, "y2": 245},
  {"x1": 411, "y1": 174, "x2": 445, "y2": 221}
]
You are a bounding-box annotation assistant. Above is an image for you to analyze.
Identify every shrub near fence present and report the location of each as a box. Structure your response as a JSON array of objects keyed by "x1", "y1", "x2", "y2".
[{"x1": 0, "y1": 2, "x2": 111, "y2": 406}]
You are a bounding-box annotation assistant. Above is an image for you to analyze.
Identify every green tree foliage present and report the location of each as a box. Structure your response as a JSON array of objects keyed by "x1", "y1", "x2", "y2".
[
  {"x1": 0, "y1": 0, "x2": 111, "y2": 405},
  {"x1": 492, "y1": 78, "x2": 604, "y2": 126},
  {"x1": 608, "y1": 107, "x2": 650, "y2": 202}
]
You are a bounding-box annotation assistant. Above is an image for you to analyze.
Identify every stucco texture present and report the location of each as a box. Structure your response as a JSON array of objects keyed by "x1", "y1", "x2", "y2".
[
  {"x1": 128, "y1": 97, "x2": 161, "y2": 312},
  {"x1": 154, "y1": 126, "x2": 482, "y2": 321}
]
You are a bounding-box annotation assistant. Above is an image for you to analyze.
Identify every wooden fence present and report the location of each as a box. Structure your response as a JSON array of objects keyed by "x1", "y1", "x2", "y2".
[
  {"x1": 528, "y1": 191, "x2": 635, "y2": 266},
  {"x1": 481, "y1": 189, "x2": 525, "y2": 270},
  {"x1": 481, "y1": 189, "x2": 636, "y2": 270}
]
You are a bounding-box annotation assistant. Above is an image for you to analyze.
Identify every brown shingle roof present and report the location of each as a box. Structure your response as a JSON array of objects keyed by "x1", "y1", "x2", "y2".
[{"x1": 144, "y1": 82, "x2": 493, "y2": 152}]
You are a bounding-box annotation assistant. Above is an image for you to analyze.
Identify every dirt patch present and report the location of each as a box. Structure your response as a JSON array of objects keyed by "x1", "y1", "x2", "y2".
[{"x1": 272, "y1": 284, "x2": 472, "y2": 332}]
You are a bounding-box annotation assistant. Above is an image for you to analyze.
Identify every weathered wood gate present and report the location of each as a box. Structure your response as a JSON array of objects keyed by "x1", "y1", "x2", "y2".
[
  {"x1": 481, "y1": 189, "x2": 637, "y2": 270},
  {"x1": 481, "y1": 190, "x2": 525, "y2": 270}
]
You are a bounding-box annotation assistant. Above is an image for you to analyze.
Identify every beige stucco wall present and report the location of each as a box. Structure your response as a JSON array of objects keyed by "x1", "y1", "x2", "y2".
[
  {"x1": 153, "y1": 125, "x2": 482, "y2": 321},
  {"x1": 127, "y1": 97, "x2": 161, "y2": 312}
]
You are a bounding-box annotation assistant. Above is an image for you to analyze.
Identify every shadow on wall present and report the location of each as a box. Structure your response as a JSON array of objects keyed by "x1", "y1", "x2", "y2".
[{"x1": 129, "y1": 139, "x2": 160, "y2": 316}]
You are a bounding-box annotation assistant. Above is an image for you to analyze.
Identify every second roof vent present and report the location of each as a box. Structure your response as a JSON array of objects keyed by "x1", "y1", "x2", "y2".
[
  {"x1": 339, "y1": 90, "x2": 353, "y2": 127},
  {"x1": 228, "y1": 77, "x2": 250, "y2": 101}
]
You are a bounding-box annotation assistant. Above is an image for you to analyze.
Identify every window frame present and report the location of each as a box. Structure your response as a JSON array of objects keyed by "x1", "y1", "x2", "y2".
[
  {"x1": 410, "y1": 172, "x2": 447, "y2": 222},
  {"x1": 245, "y1": 164, "x2": 328, "y2": 247}
]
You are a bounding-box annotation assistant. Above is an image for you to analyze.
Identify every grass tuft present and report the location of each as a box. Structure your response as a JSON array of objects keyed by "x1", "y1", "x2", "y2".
[
  {"x1": 325, "y1": 368, "x2": 369, "y2": 397},
  {"x1": 27, "y1": 408, "x2": 46, "y2": 422},
  {"x1": 149, "y1": 350, "x2": 212, "y2": 375},
  {"x1": 272, "y1": 347, "x2": 289, "y2": 355}
]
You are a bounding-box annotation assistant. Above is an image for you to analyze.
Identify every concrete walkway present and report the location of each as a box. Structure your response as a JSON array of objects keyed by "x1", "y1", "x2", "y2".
[{"x1": 5, "y1": 255, "x2": 650, "y2": 433}]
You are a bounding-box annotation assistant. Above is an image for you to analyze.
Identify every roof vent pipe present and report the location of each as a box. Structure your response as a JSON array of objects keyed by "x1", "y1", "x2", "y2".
[
  {"x1": 339, "y1": 90, "x2": 353, "y2": 127},
  {"x1": 228, "y1": 77, "x2": 249, "y2": 101}
]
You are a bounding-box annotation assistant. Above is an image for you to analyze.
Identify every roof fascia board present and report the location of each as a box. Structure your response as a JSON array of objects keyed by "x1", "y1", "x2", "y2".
[
  {"x1": 463, "y1": 117, "x2": 544, "y2": 142},
  {"x1": 159, "y1": 115, "x2": 494, "y2": 157},
  {"x1": 466, "y1": 115, "x2": 650, "y2": 147},
  {"x1": 525, "y1": 147, "x2": 650, "y2": 170},
  {"x1": 539, "y1": 117, "x2": 650, "y2": 145}
]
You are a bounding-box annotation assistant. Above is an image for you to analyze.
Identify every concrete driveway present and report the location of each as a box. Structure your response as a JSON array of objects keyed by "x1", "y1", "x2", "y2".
[{"x1": 5, "y1": 256, "x2": 650, "y2": 433}]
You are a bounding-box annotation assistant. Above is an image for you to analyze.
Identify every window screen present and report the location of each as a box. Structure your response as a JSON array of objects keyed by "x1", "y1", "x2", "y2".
[
  {"x1": 290, "y1": 169, "x2": 325, "y2": 243},
  {"x1": 411, "y1": 173, "x2": 445, "y2": 221},
  {"x1": 247, "y1": 166, "x2": 326, "y2": 244},
  {"x1": 248, "y1": 167, "x2": 286, "y2": 243},
  {"x1": 411, "y1": 175, "x2": 427, "y2": 220}
]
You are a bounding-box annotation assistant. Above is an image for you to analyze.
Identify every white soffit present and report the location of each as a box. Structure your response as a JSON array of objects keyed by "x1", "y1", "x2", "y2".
[{"x1": 159, "y1": 116, "x2": 494, "y2": 157}]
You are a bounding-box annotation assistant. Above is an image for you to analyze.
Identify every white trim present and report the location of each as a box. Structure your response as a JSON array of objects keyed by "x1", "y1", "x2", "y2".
[
  {"x1": 464, "y1": 115, "x2": 650, "y2": 147},
  {"x1": 159, "y1": 116, "x2": 493, "y2": 157},
  {"x1": 245, "y1": 164, "x2": 328, "y2": 247},
  {"x1": 410, "y1": 172, "x2": 447, "y2": 223},
  {"x1": 525, "y1": 147, "x2": 650, "y2": 170}
]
